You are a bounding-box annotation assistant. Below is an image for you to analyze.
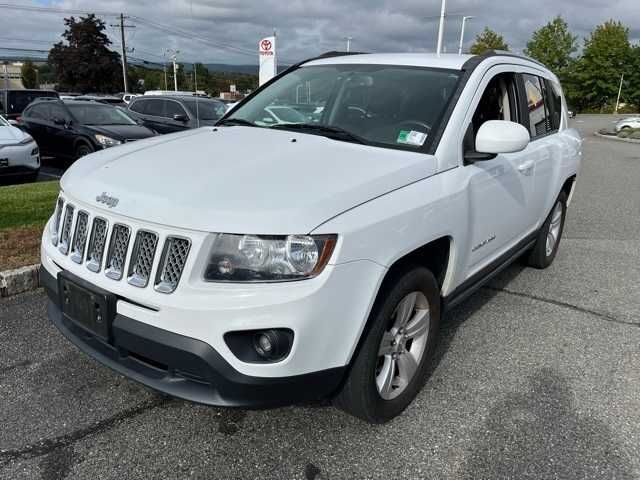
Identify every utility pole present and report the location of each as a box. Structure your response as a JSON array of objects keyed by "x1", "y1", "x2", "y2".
[
  {"x1": 344, "y1": 36, "x2": 354, "y2": 52},
  {"x1": 436, "y1": 0, "x2": 446, "y2": 56},
  {"x1": 458, "y1": 16, "x2": 474, "y2": 55},
  {"x1": 111, "y1": 14, "x2": 135, "y2": 93},
  {"x1": 614, "y1": 73, "x2": 624, "y2": 114}
]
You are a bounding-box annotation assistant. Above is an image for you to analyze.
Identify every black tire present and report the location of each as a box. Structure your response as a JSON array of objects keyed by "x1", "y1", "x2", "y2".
[
  {"x1": 334, "y1": 267, "x2": 441, "y2": 423},
  {"x1": 527, "y1": 191, "x2": 568, "y2": 269},
  {"x1": 75, "y1": 142, "x2": 94, "y2": 159}
]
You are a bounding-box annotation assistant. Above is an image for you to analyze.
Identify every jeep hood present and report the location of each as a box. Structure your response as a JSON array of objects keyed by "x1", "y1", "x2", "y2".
[{"x1": 61, "y1": 127, "x2": 436, "y2": 234}]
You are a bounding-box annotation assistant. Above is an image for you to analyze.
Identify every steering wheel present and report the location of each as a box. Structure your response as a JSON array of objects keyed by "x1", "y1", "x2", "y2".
[{"x1": 396, "y1": 120, "x2": 431, "y2": 133}]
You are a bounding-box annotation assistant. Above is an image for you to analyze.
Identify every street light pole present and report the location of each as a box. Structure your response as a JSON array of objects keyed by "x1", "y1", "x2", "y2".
[
  {"x1": 344, "y1": 36, "x2": 354, "y2": 52},
  {"x1": 436, "y1": 0, "x2": 446, "y2": 56},
  {"x1": 458, "y1": 16, "x2": 474, "y2": 55},
  {"x1": 614, "y1": 73, "x2": 624, "y2": 114},
  {"x1": 165, "y1": 49, "x2": 180, "y2": 92}
]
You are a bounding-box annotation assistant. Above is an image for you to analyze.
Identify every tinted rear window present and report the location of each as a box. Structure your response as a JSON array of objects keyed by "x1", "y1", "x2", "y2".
[{"x1": 5, "y1": 91, "x2": 59, "y2": 114}]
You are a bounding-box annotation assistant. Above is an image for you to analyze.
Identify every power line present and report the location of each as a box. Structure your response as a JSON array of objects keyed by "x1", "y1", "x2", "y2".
[{"x1": 0, "y1": 3, "x2": 280, "y2": 62}]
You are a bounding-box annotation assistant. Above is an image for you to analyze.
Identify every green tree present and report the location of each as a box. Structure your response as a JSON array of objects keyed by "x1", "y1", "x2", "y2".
[
  {"x1": 524, "y1": 16, "x2": 577, "y2": 76},
  {"x1": 626, "y1": 46, "x2": 640, "y2": 110},
  {"x1": 48, "y1": 14, "x2": 122, "y2": 93},
  {"x1": 21, "y1": 60, "x2": 38, "y2": 88},
  {"x1": 469, "y1": 27, "x2": 509, "y2": 55},
  {"x1": 572, "y1": 20, "x2": 631, "y2": 111}
]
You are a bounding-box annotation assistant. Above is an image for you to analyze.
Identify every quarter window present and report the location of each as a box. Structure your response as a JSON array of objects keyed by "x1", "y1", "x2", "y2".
[
  {"x1": 522, "y1": 74, "x2": 552, "y2": 139},
  {"x1": 129, "y1": 99, "x2": 147, "y2": 114}
]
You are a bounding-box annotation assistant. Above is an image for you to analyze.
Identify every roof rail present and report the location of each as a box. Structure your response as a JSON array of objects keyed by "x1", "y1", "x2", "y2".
[{"x1": 461, "y1": 50, "x2": 547, "y2": 71}]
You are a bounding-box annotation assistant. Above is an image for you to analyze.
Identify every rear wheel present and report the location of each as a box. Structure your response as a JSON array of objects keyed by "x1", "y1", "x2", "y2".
[
  {"x1": 334, "y1": 267, "x2": 440, "y2": 423},
  {"x1": 527, "y1": 191, "x2": 567, "y2": 269}
]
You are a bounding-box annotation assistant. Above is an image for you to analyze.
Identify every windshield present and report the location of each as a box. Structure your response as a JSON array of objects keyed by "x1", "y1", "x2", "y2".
[
  {"x1": 67, "y1": 104, "x2": 137, "y2": 125},
  {"x1": 227, "y1": 64, "x2": 460, "y2": 149},
  {"x1": 182, "y1": 99, "x2": 226, "y2": 121}
]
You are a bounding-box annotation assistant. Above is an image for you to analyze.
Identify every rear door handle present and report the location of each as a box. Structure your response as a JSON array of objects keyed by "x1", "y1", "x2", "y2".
[{"x1": 517, "y1": 160, "x2": 535, "y2": 175}]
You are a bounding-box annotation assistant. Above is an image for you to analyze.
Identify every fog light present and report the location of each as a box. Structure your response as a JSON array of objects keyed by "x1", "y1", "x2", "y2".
[
  {"x1": 225, "y1": 328, "x2": 293, "y2": 363},
  {"x1": 254, "y1": 330, "x2": 280, "y2": 359}
]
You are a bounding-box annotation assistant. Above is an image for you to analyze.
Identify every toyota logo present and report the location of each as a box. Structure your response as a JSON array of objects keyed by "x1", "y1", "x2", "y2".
[{"x1": 261, "y1": 39, "x2": 272, "y2": 51}]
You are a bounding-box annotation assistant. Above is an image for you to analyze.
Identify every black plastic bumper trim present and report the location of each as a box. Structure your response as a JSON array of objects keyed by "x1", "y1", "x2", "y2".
[{"x1": 41, "y1": 267, "x2": 346, "y2": 408}]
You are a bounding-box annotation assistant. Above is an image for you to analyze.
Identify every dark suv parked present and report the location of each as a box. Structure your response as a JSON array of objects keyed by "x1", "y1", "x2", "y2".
[
  {"x1": 20, "y1": 99, "x2": 156, "y2": 161},
  {"x1": 0, "y1": 89, "x2": 59, "y2": 121},
  {"x1": 128, "y1": 96, "x2": 226, "y2": 134}
]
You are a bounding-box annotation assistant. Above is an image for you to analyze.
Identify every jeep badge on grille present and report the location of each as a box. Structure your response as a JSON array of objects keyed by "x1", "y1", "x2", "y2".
[{"x1": 96, "y1": 192, "x2": 119, "y2": 208}]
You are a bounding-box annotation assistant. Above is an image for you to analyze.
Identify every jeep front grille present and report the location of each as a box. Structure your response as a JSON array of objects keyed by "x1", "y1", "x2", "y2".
[
  {"x1": 58, "y1": 204, "x2": 75, "y2": 255},
  {"x1": 128, "y1": 231, "x2": 158, "y2": 288},
  {"x1": 155, "y1": 237, "x2": 191, "y2": 293},
  {"x1": 51, "y1": 201, "x2": 191, "y2": 293},
  {"x1": 51, "y1": 197, "x2": 64, "y2": 246},
  {"x1": 70, "y1": 211, "x2": 89, "y2": 264},
  {"x1": 105, "y1": 224, "x2": 131, "y2": 280},
  {"x1": 86, "y1": 217, "x2": 108, "y2": 272}
]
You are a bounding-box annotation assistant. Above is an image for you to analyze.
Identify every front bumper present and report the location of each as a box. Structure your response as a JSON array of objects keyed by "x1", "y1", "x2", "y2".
[
  {"x1": 0, "y1": 142, "x2": 40, "y2": 176},
  {"x1": 42, "y1": 267, "x2": 346, "y2": 408}
]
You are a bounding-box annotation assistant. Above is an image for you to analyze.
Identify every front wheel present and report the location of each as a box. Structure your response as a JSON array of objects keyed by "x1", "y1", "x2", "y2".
[
  {"x1": 75, "y1": 142, "x2": 94, "y2": 160},
  {"x1": 527, "y1": 191, "x2": 567, "y2": 269},
  {"x1": 334, "y1": 267, "x2": 440, "y2": 423}
]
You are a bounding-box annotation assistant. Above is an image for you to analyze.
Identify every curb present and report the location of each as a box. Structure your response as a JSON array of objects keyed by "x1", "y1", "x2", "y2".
[
  {"x1": 0, "y1": 264, "x2": 41, "y2": 297},
  {"x1": 594, "y1": 132, "x2": 640, "y2": 144}
]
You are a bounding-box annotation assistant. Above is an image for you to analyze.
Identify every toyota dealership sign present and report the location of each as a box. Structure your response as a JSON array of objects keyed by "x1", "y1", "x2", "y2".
[{"x1": 259, "y1": 36, "x2": 277, "y2": 86}]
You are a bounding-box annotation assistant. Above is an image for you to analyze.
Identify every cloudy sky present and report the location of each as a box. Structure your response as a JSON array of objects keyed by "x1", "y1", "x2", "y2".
[{"x1": 1, "y1": 0, "x2": 639, "y2": 66}]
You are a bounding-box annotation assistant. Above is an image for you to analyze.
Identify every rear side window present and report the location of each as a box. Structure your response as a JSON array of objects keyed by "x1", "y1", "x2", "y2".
[
  {"x1": 522, "y1": 74, "x2": 554, "y2": 139},
  {"x1": 25, "y1": 103, "x2": 50, "y2": 120},
  {"x1": 49, "y1": 103, "x2": 70, "y2": 122},
  {"x1": 546, "y1": 81, "x2": 563, "y2": 130}
]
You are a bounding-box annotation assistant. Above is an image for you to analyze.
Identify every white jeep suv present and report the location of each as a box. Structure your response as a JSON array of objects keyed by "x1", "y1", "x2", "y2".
[{"x1": 41, "y1": 51, "x2": 582, "y2": 423}]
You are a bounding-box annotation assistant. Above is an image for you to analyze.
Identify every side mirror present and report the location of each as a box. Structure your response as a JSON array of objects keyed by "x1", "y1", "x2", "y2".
[
  {"x1": 475, "y1": 120, "x2": 530, "y2": 155},
  {"x1": 173, "y1": 113, "x2": 188, "y2": 122},
  {"x1": 52, "y1": 117, "x2": 67, "y2": 126}
]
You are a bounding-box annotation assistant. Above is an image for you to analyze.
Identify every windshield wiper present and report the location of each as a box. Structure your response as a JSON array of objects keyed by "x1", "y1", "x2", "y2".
[
  {"x1": 269, "y1": 123, "x2": 368, "y2": 145},
  {"x1": 216, "y1": 118, "x2": 256, "y2": 127}
]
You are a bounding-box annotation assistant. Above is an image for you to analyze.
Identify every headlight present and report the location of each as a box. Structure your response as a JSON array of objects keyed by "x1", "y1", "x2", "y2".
[
  {"x1": 204, "y1": 234, "x2": 337, "y2": 282},
  {"x1": 18, "y1": 135, "x2": 35, "y2": 145},
  {"x1": 94, "y1": 134, "x2": 122, "y2": 147}
]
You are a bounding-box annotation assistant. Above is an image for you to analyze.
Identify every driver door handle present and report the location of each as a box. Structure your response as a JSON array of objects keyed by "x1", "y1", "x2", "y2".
[{"x1": 517, "y1": 160, "x2": 535, "y2": 175}]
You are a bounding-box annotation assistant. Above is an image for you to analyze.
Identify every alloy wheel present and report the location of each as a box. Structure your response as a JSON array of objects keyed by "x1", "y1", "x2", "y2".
[
  {"x1": 376, "y1": 291, "x2": 430, "y2": 400},
  {"x1": 545, "y1": 201, "x2": 563, "y2": 256}
]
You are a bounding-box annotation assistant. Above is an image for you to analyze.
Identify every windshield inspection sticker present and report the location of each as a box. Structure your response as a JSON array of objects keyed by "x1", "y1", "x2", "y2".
[{"x1": 397, "y1": 130, "x2": 427, "y2": 146}]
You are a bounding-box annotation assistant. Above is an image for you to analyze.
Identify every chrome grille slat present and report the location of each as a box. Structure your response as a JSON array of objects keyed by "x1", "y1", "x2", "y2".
[
  {"x1": 51, "y1": 197, "x2": 64, "y2": 246},
  {"x1": 70, "y1": 211, "x2": 89, "y2": 264},
  {"x1": 86, "y1": 217, "x2": 108, "y2": 273},
  {"x1": 155, "y1": 237, "x2": 191, "y2": 294},
  {"x1": 58, "y1": 204, "x2": 75, "y2": 255},
  {"x1": 105, "y1": 224, "x2": 131, "y2": 280},
  {"x1": 128, "y1": 230, "x2": 158, "y2": 288}
]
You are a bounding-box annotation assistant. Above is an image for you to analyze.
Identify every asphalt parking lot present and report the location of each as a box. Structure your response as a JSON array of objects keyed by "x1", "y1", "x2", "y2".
[{"x1": 1, "y1": 115, "x2": 639, "y2": 480}]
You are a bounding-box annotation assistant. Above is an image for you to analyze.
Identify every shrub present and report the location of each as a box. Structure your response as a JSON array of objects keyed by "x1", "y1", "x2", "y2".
[{"x1": 629, "y1": 130, "x2": 640, "y2": 140}]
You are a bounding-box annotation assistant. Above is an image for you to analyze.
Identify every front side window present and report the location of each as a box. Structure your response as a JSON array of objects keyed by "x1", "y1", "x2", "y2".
[
  {"x1": 145, "y1": 100, "x2": 165, "y2": 117},
  {"x1": 182, "y1": 99, "x2": 226, "y2": 121},
  {"x1": 522, "y1": 74, "x2": 551, "y2": 139},
  {"x1": 164, "y1": 101, "x2": 188, "y2": 119},
  {"x1": 227, "y1": 64, "x2": 461, "y2": 150}
]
